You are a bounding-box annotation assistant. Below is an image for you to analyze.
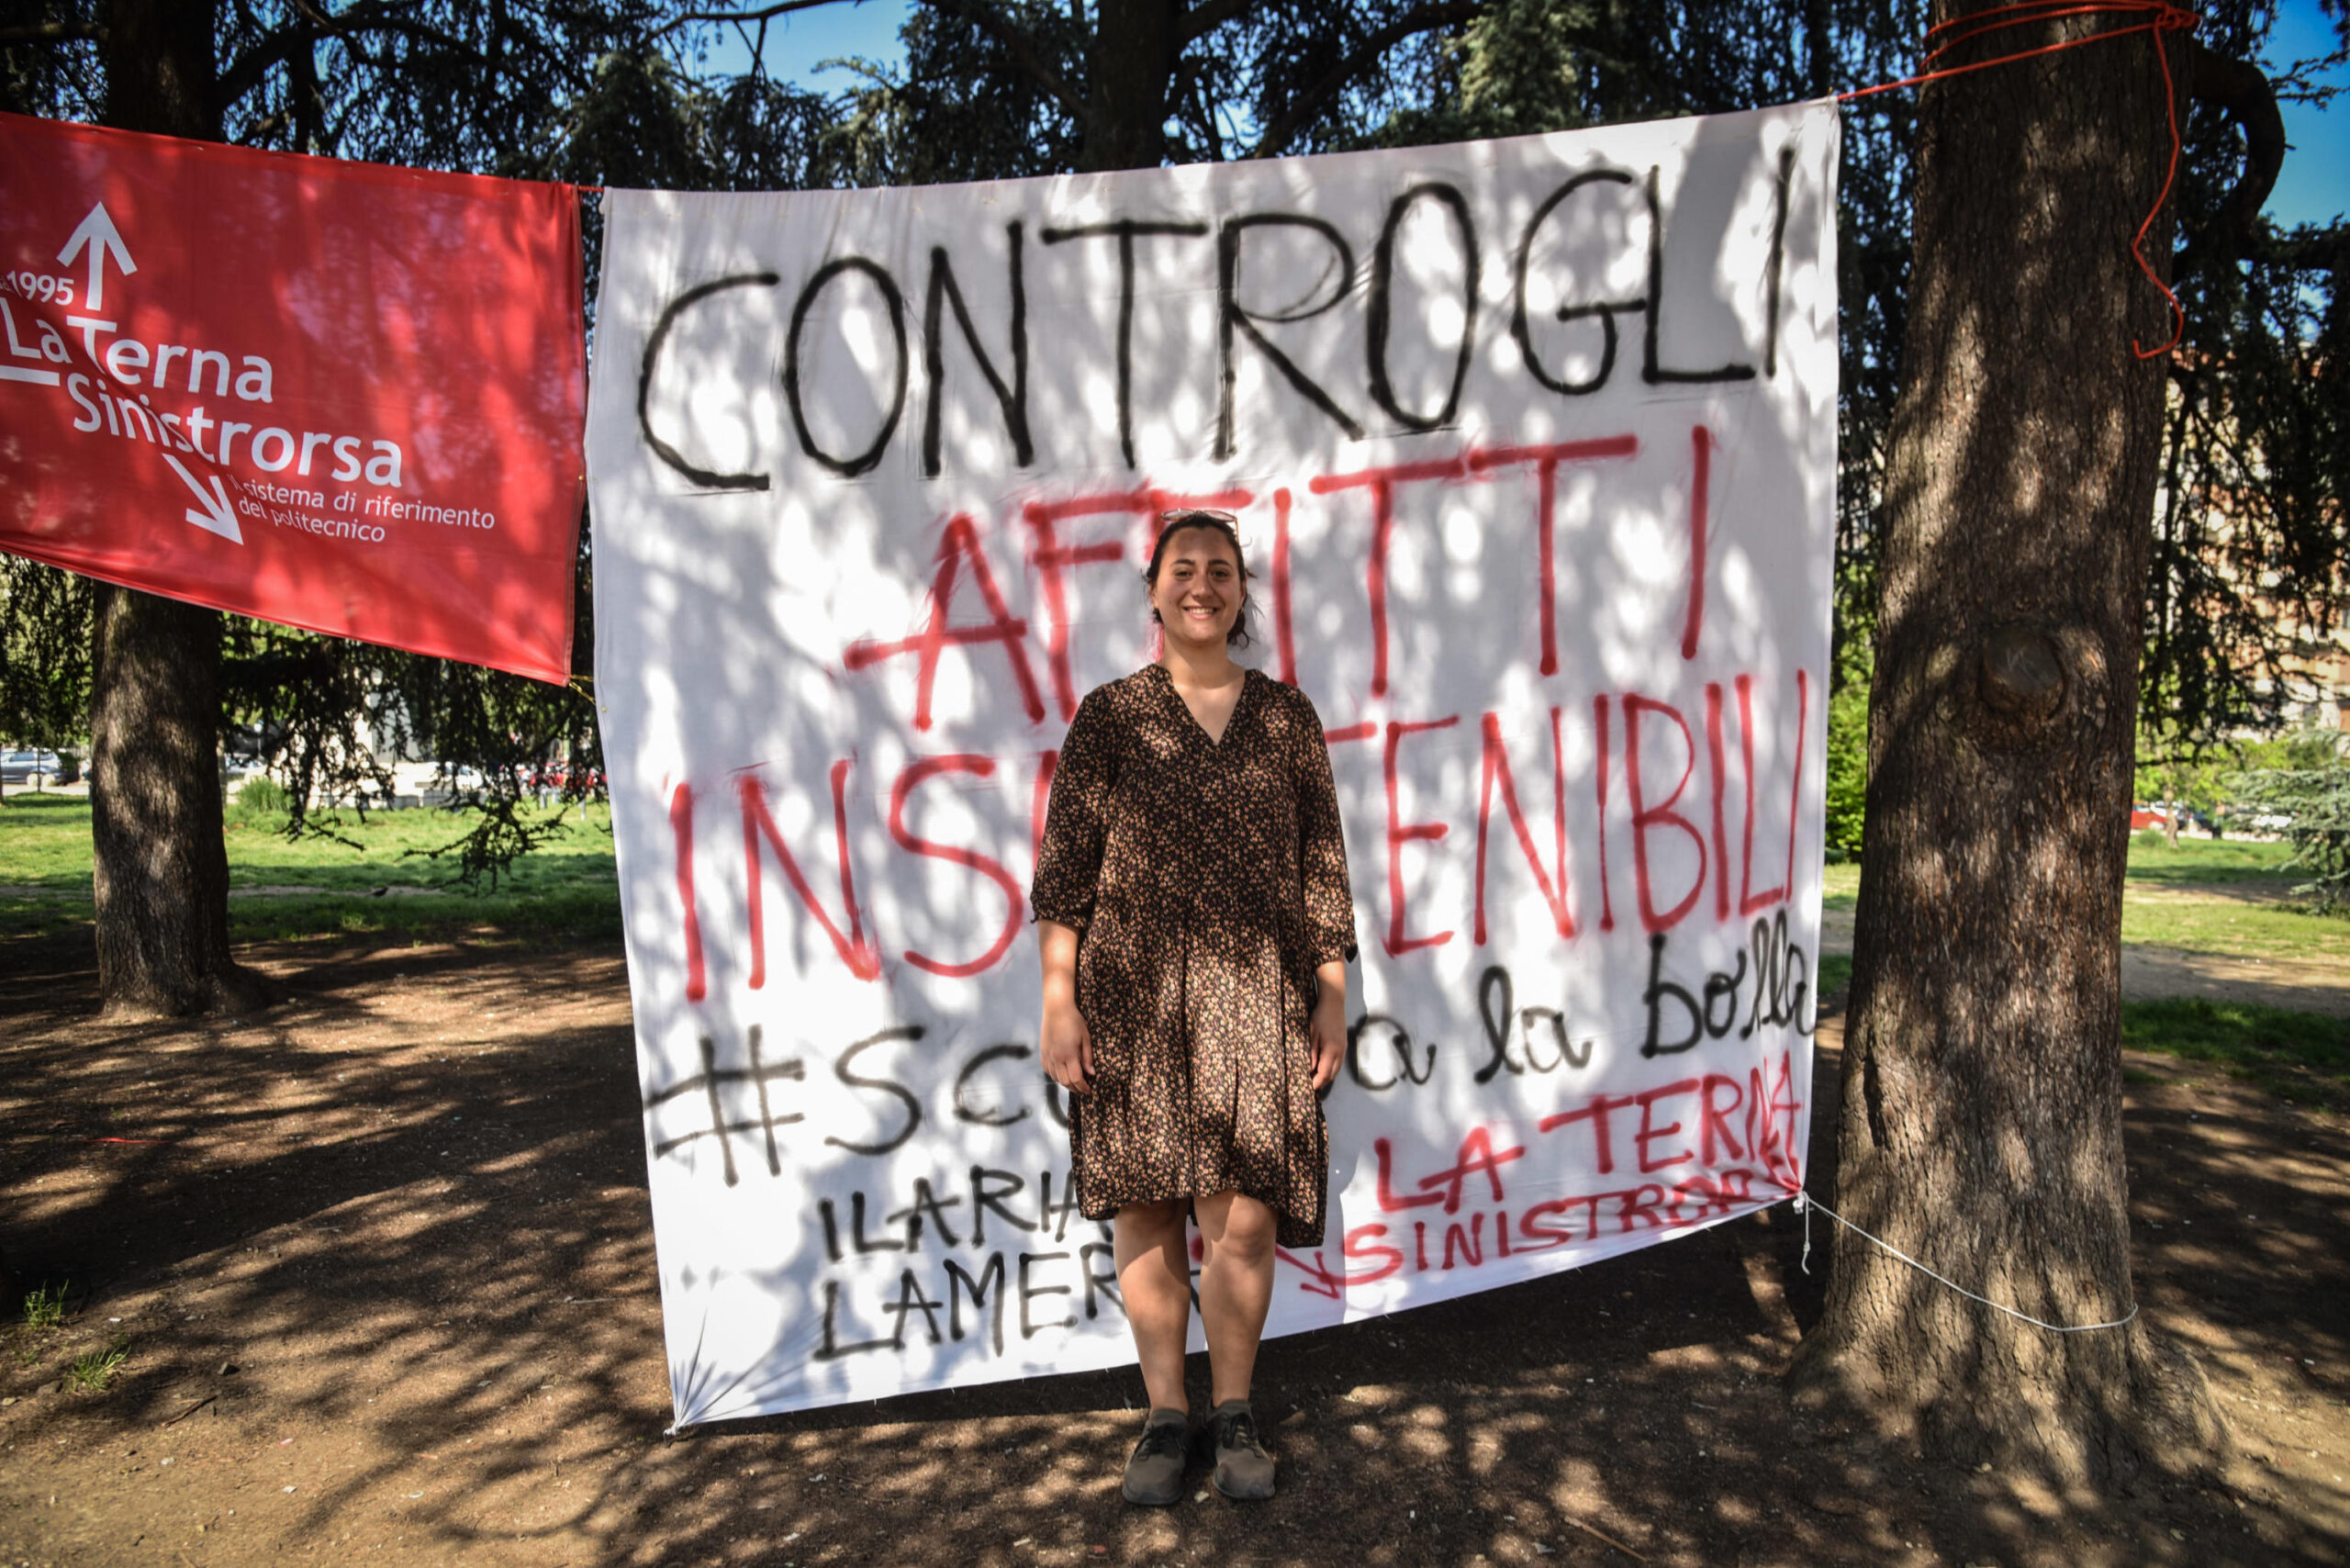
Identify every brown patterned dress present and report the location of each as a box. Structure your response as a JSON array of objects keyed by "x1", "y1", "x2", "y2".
[{"x1": 1031, "y1": 663, "x2": 1358, "y2": 1248}]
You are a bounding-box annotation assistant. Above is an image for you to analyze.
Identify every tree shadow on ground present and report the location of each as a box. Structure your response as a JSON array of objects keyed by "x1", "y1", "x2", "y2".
[{"x1": 0, "y1": 937, "x2": 2340, "y2": 1567}]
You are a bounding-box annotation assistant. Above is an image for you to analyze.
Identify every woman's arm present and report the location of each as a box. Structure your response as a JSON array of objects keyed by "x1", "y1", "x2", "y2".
[
  {"x1": 1032, "y1": 694, "x2": 1114, "y2": 1097},
  {"x1": 1309, "y1": 958, "x2": 1347, "y2": 1092},
  {"x1": 1292, "y1": 694, "x2": 1360, "y2": 971},
  {"x1": 1038, "y1": 917, "x2": 1093, "y2": 1095},
  {"x1": 1291, "y1": 693, "x2": 1357, "y2": 1093}
]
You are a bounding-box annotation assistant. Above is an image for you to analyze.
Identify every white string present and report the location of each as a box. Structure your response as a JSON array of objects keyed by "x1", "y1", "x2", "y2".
[{"x1": 1793, "y1": 1191, "x2": 2140, "y2": 1335}]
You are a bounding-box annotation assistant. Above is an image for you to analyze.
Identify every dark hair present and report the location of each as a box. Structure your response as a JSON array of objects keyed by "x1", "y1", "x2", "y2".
[{"x1": 1143, "y1": 510, "x2": 1255, "y2": 649}]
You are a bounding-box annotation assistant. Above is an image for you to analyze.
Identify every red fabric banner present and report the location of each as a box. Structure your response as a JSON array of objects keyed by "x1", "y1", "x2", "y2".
[{"x1": 0, "y1": 113, "x2": 585, "y2": 684}]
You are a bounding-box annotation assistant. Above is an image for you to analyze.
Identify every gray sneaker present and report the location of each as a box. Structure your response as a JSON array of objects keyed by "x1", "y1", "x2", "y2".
[
  {"x1": 1205, "y1": 1399, "x2": 1275, "y2": 1500},
  {"x1": 1121, "y1": 1408, "x2": 1190, "y2": 1506}
]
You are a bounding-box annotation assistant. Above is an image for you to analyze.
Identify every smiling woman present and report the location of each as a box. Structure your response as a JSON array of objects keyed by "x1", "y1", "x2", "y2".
[
  {"x1": 1030, "y1": 508, "x2": 1357, "y2": 1506},
  {"x1": 1145, "y1": 509, "x2": 1255, "y2": 655}
]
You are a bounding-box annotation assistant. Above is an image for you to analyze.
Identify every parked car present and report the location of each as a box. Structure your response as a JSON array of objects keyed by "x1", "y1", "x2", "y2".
[{"x1": 0, "y1": 749, "x2": 63, "y2": 785}]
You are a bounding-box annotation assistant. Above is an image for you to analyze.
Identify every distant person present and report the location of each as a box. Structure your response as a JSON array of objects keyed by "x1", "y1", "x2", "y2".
[{"x1": 1031, "y1": 510, "x2": 1356, "y2": 1506}]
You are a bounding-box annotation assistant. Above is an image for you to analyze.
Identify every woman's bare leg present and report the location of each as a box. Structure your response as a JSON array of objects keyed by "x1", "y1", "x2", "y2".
[
  {"x1": 1192, "y1": 1190, "x2": 1277, "y2": 1406},
  {"x1": 1113, "y1": 1200, "x2": 1192, "y2": 1413}
]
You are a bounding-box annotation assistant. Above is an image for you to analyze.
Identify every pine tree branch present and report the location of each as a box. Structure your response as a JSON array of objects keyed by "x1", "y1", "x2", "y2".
[
  {"x1": 2184, "y1": 39, "x2": 2285, "y2": 244},
  {"x1": 920, "y1": 0, "x2": 1083, "y2": 119},
  {"x1": 659, "y1": 1, "x2": 864, "y2": 34},
  {"x1": 1180, "y1": 0, "x2": 1262, "y2": 45},
  {"x1": 216, "y1": 3, "x2": 478, "y2": 115},
  {"x1": 1247, "y1": 0, "x2": 1483, "y2": 160},
  {"x1": 0, "y1": 20, "x2": 101, "y2": 45},
  {"x1": 2245, "y1": 225, "x2": 2350, "y2": 271}
]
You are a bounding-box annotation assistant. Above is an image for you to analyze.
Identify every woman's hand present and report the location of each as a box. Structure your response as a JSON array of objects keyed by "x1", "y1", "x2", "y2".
[
  {"x1": 1041, "y1": 997, "x2": 1094, "y2": 1096},
  {"x1": 1036, "y1": 919, "x2": 1092, "y2": 1096},
  {"x1": 1309, "y1": 961, "x2": 1348, "y2": 1092}
]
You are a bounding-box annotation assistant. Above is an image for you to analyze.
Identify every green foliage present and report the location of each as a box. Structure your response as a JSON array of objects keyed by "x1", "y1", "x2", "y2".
[
  {"x1": 2230, "y1": 746, "x2": 2350, "y2": 913},
  {"x1": 1823, "y1": 677, "x2": 1868, "y2": 862},
  {"x1": 542, "y1": 46, "x2": 842, "y2": 191},
  {"x1": 19, "y1": 1282, "x2": 66, "y2": 1332},
  {"x1": 1816, "y1": 952, "x2": 1852, "y2": 1000},
  {"x1": 408, "y1": 796, "x2": 574, "y2": 892},
  {"x1": 212, "y1": 611, "x2": 609, "y2": 888},
  {"x1": 816, "y1": 0, "x2": 1479, "y2": 180},
  {"x1": 0, "y1": 796, "x2": 621, "y2": 942},
  {"x1": 2131, "y1": 5, "x2": 2350, "y2": 748},
  {"x1": 1357, "y1": 0, "x2": 1608, "y2": 146},
  {"x1": 63, "y1": 1341, "x2": 126, "y2": 1392},
  {"x1": 2133, "y1": 723, "x2": 2234, "y2": 838},
  {"x1": 232, "y1": 777, "x2": 291, "y2": 819},
  {"x1": 2237, "y1": 726, "x2": 2350, "y2": 771},
  {"x1": 0, "y1": 554, "x2": 91, "y2": 758},
  {"x1": 822, "y1": 2, "x2": 1085, "y2": 185},
  {"x1": 2121, "y1": 997, "x2": 2350, "y2": 1109}
]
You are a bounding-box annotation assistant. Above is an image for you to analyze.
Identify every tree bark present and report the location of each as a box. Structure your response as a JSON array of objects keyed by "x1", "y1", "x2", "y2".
[
  {"x1": 87, "y1": 0, "x2": 269, "y2": 1016},
  {"x1": 1077, "y1": 0, "x2": 1179, "y2": 172},
  {"x1": 1788, "y1": 2, "x2": 2227, "y2": 1485},
  {"x1": 89, "y1": 588, "x2": 265, "y2": 1014}
]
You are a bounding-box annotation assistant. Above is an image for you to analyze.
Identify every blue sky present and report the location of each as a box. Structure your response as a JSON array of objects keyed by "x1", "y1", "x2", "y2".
[
  {"x1": 690, "y1": 0, "x2": 910, "y2": 87},
  {"x1": 699, "y1": 0, "x2": 2345, "y2": 226},
  {"x1": 2262, "y1": 0, "x2": 2348, "y2": 228}
]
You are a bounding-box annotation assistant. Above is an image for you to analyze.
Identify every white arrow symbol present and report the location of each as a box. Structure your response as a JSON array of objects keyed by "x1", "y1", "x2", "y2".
[
  {"x1": 162, "y1": 454, "x2": 242, "y2": 544},
  {"x1": 57, "y1": 202, "x2": 136, "y2": 314}
]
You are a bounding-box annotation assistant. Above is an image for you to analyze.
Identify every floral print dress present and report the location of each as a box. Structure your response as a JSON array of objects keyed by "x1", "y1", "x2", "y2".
[{"x1": 1031, "y1": 664, "x2": 1358, "y2": 1247}]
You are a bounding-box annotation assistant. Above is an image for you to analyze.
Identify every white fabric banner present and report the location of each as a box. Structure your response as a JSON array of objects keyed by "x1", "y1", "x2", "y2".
[{"x1": 587, "y1": 103, "x2": 1840, "y2": 1428}]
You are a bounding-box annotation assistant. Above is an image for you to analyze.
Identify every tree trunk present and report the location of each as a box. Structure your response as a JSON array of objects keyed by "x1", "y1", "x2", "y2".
[
  {"x1": 1788, "y1": 2, "x2": 2226, "y2": 1484},
  {"x1": 87, "y1": 0, "x2": 268, "y2": 1016},
  {"x1": 89, "y1": 588, "x2": 264, "y2": 1014},
  {"x1": 1077, "y1": 0, "x2": 1179, "y2": 173}
]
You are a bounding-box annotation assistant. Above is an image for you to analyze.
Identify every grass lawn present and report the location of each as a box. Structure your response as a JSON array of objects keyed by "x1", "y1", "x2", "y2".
[
  {"x1": 2120, "y1": 833, "x2": 2298, "y2": 886},
  {"x1": 0, "y1": 793, "x2": 621, "y2": 945},
  {"x1": 1814, "y1": 837, "x2": 2350, "y2": 1112},
  {"x1": 1822, "y1": 836, "x2": 2345, "y2": 966},
  {"x1": 1815, "y1": 958, "x2": 2349, "y2": 1112},
  {"x1": 2119, "y1": 896, "x2": 2350, "y2": 963},
  {"x1": 6, "y1": 802, "x2": 2345, "y2": 1103},
  {"x1": 6, "y1": 799, "x2": 2340, "y2": 958},
  {"x1": 2121, "y1": 996, "x2": 2350, "y2": 1111},
  {"x1": 2120, "y1": 832, "x2": 2350, "y2": 964},
  {"x1": 0, "y1": 791, "x2": 103, "y2": 886}
]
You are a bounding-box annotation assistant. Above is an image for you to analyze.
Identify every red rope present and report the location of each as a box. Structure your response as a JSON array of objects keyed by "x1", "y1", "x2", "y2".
[{"x1": 1840, "y1": 1, "x2": 2200, "y2": 357}]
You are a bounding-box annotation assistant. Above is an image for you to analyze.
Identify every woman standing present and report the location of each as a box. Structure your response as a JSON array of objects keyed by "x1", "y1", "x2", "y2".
[{"x1": 1031, "y1": 510, "x2": 1357, "y2": 1506}]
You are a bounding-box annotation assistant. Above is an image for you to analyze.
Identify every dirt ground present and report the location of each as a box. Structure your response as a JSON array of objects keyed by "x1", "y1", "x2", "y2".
[{"x1": 0, "y1": 933, "x2": 2344, "y2": 1568}]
